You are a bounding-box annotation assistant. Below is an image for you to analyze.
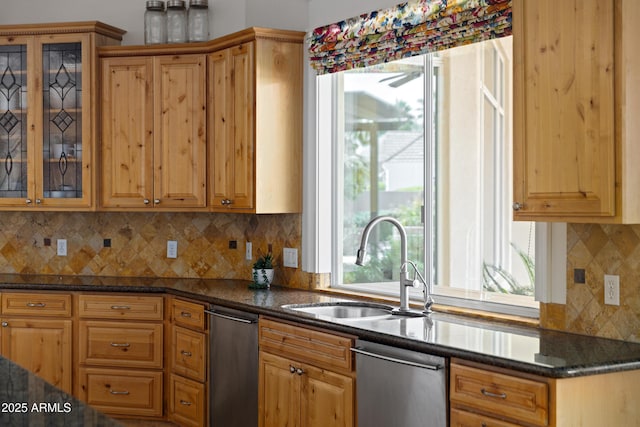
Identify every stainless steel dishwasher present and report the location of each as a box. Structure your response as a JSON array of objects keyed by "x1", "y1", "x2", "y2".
[
  {"x1": 352, "y1": 340, "x2": 448, "y2": 427},
  {"x1": 205, "y1": 305, "x2": 258, "y2": 427}
]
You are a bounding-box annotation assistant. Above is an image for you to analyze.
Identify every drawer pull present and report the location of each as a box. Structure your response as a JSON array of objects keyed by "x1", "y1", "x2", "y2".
[
  {"x1": 110, "y1": 305, "x2": 131, "y2": 310},
  {"x1": 180, "y1": 311, "x2": 192, "y2": 318},
  {"x1": 180, "y1": 350, "x2": 192, "y2": 357},
  {"x1": 289, "y1": 365, "x2": 296, "y2": 373},
  {"x1": 26, "y1": 302, "x2": 46, "y2": 308},
  {"x1": 180, "y1": 400, "x2": 193, "y2": 406},
  {"x1": 481, "y1": 388, "x2": 507, "y2": 399},
  {"x1": 109, "y1": 390, "x2": 130, "y2": 395},
  {"x1": 110, "y1": 342, "x2": 131, "y2": 348}
]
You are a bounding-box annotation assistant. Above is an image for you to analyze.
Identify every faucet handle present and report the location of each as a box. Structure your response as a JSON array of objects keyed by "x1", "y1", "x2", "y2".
[{"x1": 411, "y1": 278, "x2": 422, "y2": 288}]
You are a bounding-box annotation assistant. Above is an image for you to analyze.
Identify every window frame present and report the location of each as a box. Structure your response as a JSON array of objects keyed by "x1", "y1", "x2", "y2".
[{"x1": 302, "y1": 47, "x2": 567, "y2": 319}]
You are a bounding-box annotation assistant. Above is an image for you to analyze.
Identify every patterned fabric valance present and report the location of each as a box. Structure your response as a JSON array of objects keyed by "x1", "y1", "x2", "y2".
[{"x1": 308, "y1": 0, "x2": 512, "y2": 74}]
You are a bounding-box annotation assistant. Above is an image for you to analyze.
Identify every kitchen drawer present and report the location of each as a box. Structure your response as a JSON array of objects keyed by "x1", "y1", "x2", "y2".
[
  {"x1": 79, "y1": 367, "x2": 163, "y2": 418},
  {"x1": 1, "y1": 292, "x2": 71, "y2": 317},
  {"x1": 79, "y1": 320, "x2": 163, "y2": 368},
  {"x1": 451, "y1": 407, "x2": 521, "y2": 427},
  {"x1": 78, "y1": 294, "x2": 163, "y2": 321},
  {"x1": 169, "y1": 374, "x2": 206, "y2": 427},
  {"x1": 171, "y1": 325, "x2": 206, "y2": 382},
  {"x1": 259, "y1": 317, "x2": 355, "y2": 374},
  {"x1": 450, "y1": 362, "x2": 549, "y2": 426},
  {"x1": 171, "y1": 298, "x2": 206, "y2": 331}
]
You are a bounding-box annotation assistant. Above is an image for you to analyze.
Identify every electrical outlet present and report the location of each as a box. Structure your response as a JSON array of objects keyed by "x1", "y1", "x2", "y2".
[
  {"x1": 283, "y1": 248, "x2": 298, "y2": 268},
  {"x1": 245, "y1": 242, "x2": 252, "y2": 260},
  {"x1": 57, "y1": 239, "x2": 67, "y2": 256},
  {"x1": 167, "y1": 240, "x2": 178, "y2": 259},
  {"x1": 604, "y1": 274, "x2": 620, "y2": 306}
]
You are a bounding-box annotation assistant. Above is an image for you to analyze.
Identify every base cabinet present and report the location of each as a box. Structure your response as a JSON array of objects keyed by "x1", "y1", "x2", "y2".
[
  {"x1": 76, "y1": 294, "x2": 164, "y2": 419},
  {"x1": 0, "y1": 292, "x2": 73, "y2": 393},
  {"x1": 258, "y1": 318, "x2": 355, "y2": 427},
  {"x1": 167, "y1": 298, "x2": 208, "y2": 427}
]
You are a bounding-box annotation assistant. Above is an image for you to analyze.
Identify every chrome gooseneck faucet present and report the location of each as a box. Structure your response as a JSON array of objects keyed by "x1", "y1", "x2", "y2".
[{"x1": 355, "y1": 215, "x2": 433, "y2": 315}]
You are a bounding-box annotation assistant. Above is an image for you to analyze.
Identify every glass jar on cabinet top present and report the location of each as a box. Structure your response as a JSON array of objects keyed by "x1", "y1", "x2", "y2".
[
  {"x1": 187, "y1": 0, "x2": 209, "y2": 42},
  {"x1": 144, "y1": 0, "x2": 167, "y2": 44},
  {"x1": 166, "y1": 0, "x2": 187, "y2": 43}
]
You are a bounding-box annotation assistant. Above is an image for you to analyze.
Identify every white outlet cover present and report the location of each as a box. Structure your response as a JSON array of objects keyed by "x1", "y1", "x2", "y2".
[
  {"x1": 57, "y1": 239, "x2": 67, "y2": 256},
  {"x1": 604, "y1": 274, "x2": 620, "y2": 306},
  {"x1": 167, "y1": 240, "x2": 178, "y2": 259}
]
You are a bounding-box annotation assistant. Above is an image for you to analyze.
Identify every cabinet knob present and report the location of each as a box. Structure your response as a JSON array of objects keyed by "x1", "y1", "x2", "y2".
[
  {"x1": 296, "y1": 368, "x2": 304, "y2": 376},
  {"x1": 1, "y1": 322, "x2": 7, "y2": 327},
  {"x1": 154, "y1": 199, "x2": 160, "y2": 204},
  {"x1": 180, "y1": 400, "x2": 193, "y2": 406},
  {"x1": 512, "y1": 202, "x2": 523, "y2": 211},
  {"x1": 143, "y1": 199, "x2": 150, "y2": 205},
  {"x1": 181, "y1": 350, "x2": 192, "y2": 357},
  {"x1": 221, "y1": 199, "x2": 234, "y2": 206},
  {"x1": 26, "y1": 199, "x2": 32, "y2": 205},
  {"x1": 35, "y1": 199, "x2": 42, "y2": 204},
  {"x1": 289, "y1": 365, "x2": 296, "y2": 374}
]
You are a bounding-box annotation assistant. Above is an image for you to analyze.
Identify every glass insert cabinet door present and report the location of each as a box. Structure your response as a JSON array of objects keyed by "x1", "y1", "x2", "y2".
[
  {"x1": 0, "y1": 42, "x2": 28, "y2": 200},
  {"x1": 0, "y1": 35, "x2": 91, "y2": 208}
]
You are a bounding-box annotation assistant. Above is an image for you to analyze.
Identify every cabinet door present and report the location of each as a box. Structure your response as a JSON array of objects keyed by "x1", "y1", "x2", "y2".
[
  {"x1": 1, "y1": 318, "x2": 72, "y2": 393},
  {"x1": 100, "y1": 56, "x2": 155, "y2": 208},
  {"x1": 259, "y1": 352, "x2": 300, "y2": 427},
  {"x1": 0, "y1": 36, "x2": 33, "y2": 207},
  {"x1": 300, "y1": 362, "x2": 354, "y2": 427},
  {"x1": 513, "y1": 0, "x2": 615, "y2": 220},
  {"x1": 209, "y1": 43, "x2": 255, "y2": 211},
  {"x1": 37, "y1": 33, "x2": 94, "y2": 208},
  {"x1": 154, "y1": 54, "x2": 207, "y2": 208}
]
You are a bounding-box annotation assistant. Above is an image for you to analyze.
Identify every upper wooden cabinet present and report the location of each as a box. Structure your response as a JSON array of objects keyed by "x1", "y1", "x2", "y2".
[
  {"x1": 98, "y1": 27, "x2": 304, "y2": 213},
  {"x1": 0, "y1": 22, "x2": 124, "y2": 210},
  {"x1": 513, "y1": 0, "x2": 640, "y2": 223},
  {"x1": 100, "y1": 54, "x2": 207, "y2": 210},
  {"x1": 209, "y1": 32, "x2": 303, "y2": 213}
]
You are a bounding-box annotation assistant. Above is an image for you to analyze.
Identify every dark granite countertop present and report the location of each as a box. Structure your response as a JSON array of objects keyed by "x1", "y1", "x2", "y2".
[
  {"x1": 0, "y1": 355, "x2": 121, "y2": 426},
  {"x1": 2, "y1": 274, "x2": 640, "y2": 379}
]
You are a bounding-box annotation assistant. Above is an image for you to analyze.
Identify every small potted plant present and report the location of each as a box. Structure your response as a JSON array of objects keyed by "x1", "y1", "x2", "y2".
[{"x1": 250, "y1": 252, "x2": 274, "y2": 289}]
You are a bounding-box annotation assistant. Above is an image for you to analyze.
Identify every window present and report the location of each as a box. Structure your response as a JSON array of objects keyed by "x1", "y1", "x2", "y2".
[{"x1": 328, "y1": 37, "x2": 539, "y2": 316}]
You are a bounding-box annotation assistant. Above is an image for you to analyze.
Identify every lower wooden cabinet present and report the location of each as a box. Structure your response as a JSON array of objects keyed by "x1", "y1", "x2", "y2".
[
  {"x1": 0, "y1": 292, "x2": 73, "y2": 394},
  {"x1": 260, "y1": 351, "x2": 354, "y2": 427},
  {"x1": 450, "y1": 407, "x2": 520, "y2": 427},
  {"x1": 76, "y1": 294, "x2": 165, "y2": 419},
  {"x1": 258, "y1": 318, "x2": 355, "y2": 427},
  {"x1": 0, "y1": 318, "x2": 72, "y2": 393},
  {"x1": 79, "y1": 367, "x2": 163, "y2": 418},
  {"x1": 169, "y1": 374, "x2": 206, "y2": 427},
  {"x1": 167, "y1": 297, "x2": 208, "y2": 426}
]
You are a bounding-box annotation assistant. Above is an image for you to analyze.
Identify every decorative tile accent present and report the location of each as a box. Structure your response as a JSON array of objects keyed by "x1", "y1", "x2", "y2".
[
  {"x1": 546, "y1": 223, "x2": 640, "y2": 343},
  {"x1": 0, "y1": 211, "x2": 323, "y2": 290}
]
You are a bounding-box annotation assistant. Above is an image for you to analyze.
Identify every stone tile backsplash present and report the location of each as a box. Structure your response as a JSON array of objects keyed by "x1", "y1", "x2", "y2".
[
  {"x1": 541, "y1": 223, "x2": 640, "y2": 343},
  {"x1": 0, "y1": 211, "x2": 320, "y2": 289}
]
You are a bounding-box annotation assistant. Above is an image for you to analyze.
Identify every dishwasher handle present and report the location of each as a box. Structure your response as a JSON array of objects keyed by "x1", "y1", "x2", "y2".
[
  {"x1": 205, "y1": 309, "x2": 257, "y2": 324},
  {"x1": 351, "y1": 347, "x2": 444, "y2": 371}
]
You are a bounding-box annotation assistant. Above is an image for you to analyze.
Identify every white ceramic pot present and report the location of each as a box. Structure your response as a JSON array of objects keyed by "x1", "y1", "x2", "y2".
[{"x1": 252, "y1": 268, "x2": 274, "y2": 287}]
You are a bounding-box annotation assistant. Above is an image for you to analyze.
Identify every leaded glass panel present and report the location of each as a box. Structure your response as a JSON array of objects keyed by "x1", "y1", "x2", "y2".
[
  {"x1": 0, "y1": 44, "x2": 28, "y2": 198},
  {"x1": 42, "y1": 42, "x2": 83, "y2": 198}
]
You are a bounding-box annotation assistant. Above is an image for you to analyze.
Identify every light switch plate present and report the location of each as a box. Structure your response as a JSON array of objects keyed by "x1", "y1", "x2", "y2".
[
  {"x1": 283, "y1": 248, "x2": 298, "y2": 268},
  {"x1": 245, "y1": 242, "x2": 252, "y2": 260},
  {"x1": 167, "y1": 240, "x2": 178, "y2": 259}
]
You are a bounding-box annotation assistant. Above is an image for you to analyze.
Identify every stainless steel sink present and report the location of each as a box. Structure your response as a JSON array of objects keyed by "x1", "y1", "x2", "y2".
[{"x1": 282, "y1": 302, "x2": 394, "y2": 320}]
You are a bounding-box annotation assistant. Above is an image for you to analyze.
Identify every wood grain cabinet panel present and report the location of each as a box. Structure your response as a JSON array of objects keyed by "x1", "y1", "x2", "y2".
[
  {"x1": 513, "y1": 0, "x2": 640, "y2": 222},
  {"x1": 168, "y1": 374, "x2": 206, "y2": 427},
  {"x1": 77, "y1": 294, "x2": 164, "y2": 320},
  {"x1": 1, "y1": 292, "x2": 72, "y2": 316},
  {"x1": 79, "y1": 321, "x2": 163, "y2": 368},
  {"x1": 0, "y1": 318, "x2": 72, "y2": 394},
  {"x1": 258, "y1": 318, "x2": 355, "y2": 427},
  {"x1": 79, "y1": 367, "x2": 163, "y2": 418},
  {"x1": 100, "y1": 54, "x2": 207, "y2": 210},
  {"x1": 171, "y1": 298, "x2": 206, "y2": 331},
  {"x1": 171, "y1": 325, "x2": 206, "y2": 382}
]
